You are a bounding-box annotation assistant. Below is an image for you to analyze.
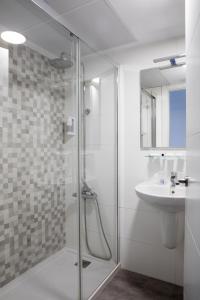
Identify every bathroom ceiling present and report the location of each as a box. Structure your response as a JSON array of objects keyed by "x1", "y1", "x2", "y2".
[
  {"x1": 44, "y1": 0, "x2": 185, "y2": 51},
  {"x1": 0, "y1": 0, "x2": 185, "y2": 58},
  {"x1": 0, "y1": 0, "x2": 77, "y2": 58}
]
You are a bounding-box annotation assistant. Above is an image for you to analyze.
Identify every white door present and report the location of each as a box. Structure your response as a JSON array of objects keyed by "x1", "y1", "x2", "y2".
[{"x1": 184, "y1": 0, "x2": 200, "y2": 298}]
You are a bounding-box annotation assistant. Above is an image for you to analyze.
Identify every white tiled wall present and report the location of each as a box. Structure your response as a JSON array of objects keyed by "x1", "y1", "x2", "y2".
[
  {"x1": 184, "y1": 0, "x2": 200, "y2": 298},
  {"x1": 117, "y1": 38, "x2": 186, "y2": 285},
  {"x1": 83, "y1": 71, "x2": 118, "y2": 262}
]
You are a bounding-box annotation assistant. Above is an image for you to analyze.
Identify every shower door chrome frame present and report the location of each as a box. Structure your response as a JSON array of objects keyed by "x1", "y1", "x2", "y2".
[
  {"x1": 115, "y1": 66, "x2": 120, "y2": 266},
  {"x1": 76, "y1": 37, "x2": 83, "y2": 300}
]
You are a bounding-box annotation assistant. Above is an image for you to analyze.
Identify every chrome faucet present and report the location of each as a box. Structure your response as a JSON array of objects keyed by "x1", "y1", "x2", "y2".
[
  {"x1": 72, "y1": 181, "x2": 97, "y2": 200},
  {"x1": 81, "y1": 180, "x2": 97, "y2": 200},
  {"x1": 170, "y1": 171, "x2": 177, "y2": 188},
  {"x1": 178, "y1": 177, "x2": 189, "y2": 187}
]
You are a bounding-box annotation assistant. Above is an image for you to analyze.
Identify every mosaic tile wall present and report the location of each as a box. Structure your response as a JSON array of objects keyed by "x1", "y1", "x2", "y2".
[{"x1": 0, "y1": 45, "x2": 67, "y2": 287}]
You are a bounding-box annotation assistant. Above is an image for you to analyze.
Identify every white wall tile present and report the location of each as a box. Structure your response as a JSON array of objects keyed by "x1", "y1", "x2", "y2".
[
  {"x1": 120, "y1": 237, "x2": 175, "y2": 283},
  {"x1": 85, "y1": 71, "x2": 116, "y2": 147},
  {"x1": 120, "y1": 207, "x2": 162, "y2": 245},
  {"x1": 186, "y1": 0, "x2": 200, "y2": 50},
  {"x1": 184, "y1": 223, "x2": 200, "y2": 299},
  {"x1": 83, "y1": 202, "x2": 117, "y2": 238},
  {"x1": 175, "y1": 242, "x2": 184, "y2": 286},
  {"x1": 187, "y1": 23, "x2": 200, "y2": 134},
  {"x1": 118, "y1": 39, "x2": 185, "y2": 285},
  {"x1": 80, "y1": 68, "x2": 118, "y2": 264},
  {"x1": 82, "y1": 229, "x2": 116, "y2": 262},
  {"x1": 85, "y1": 144, "x2": 116, "y2": 206},
  {"x1": 120, "y1": 189, "x2": 155, "y2": 212},
  {"x1": 186, "y1": 134, "x2": 200, "y2": 251}
]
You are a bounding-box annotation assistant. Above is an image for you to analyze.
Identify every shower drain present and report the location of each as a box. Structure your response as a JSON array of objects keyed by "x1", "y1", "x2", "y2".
[{"x1": 74, "y1": 260, "x2": 91, "y2": 268}]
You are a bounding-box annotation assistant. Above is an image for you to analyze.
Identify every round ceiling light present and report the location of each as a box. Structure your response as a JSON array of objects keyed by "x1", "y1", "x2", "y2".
[{"x1": 1, "y1": 31, "x2": 26, "y2": 44}]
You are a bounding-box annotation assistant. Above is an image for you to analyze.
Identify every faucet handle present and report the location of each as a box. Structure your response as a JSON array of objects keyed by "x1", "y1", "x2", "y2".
[{"x1": 178, "y1": 177, "x2": 189, "y2": 187}]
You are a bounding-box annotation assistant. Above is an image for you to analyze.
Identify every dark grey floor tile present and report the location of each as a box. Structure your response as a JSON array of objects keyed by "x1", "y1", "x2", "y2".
[{"x1": 95, "y1": 269, "x2": 183, "y2": 300}]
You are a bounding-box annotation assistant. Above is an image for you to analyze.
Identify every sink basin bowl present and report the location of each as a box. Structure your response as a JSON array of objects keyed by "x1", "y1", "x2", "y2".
[
  {"x1": 135, "y1": 182, "x2": 186, "y2": 249},
  {"x1": 135, "y1": 183, "x2": 185, "y2": 213}
]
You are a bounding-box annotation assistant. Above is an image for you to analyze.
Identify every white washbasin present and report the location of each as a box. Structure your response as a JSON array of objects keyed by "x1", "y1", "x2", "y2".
[
  {"x1": 135, "y1": 182, "x2": 185, "y2": 213},
  {"x1": 135, "y1": 182, "x2": 186, "y2": 249}
]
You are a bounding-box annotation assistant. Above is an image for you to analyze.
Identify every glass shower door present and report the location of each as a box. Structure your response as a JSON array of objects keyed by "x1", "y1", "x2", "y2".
[
  {"x1": 0, "y1": 1, "x2": 119, "y2": 299},
  {"x1": 0, "y1": 1, "x2": 80, "y2": 299},
  {"x1": 79, "y1": 41, "x2": 119, "y2": 299}
]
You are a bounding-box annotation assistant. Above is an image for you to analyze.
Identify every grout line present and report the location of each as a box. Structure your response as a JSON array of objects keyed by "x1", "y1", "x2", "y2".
[
  {"x1": 187, "y1": 131, "x2": 200, "y2": 138},
  {"x1": 119, "y1": 236, "x2": 178, "y2": 250},
  {"x1": 103, "y1": 0, "x2": 135, "y2": 40},
  {"x1": 186, "y1": 218, "x2": 200, "y2": 257},
  {"x1": 52, "y1": 0, "x2": 99, "y2": 16},
  {"x1": 187, "y1": 9, "x2": 200, "y2": 51},
  {"x1": 119, "y1": 205, "x2": 155, "y2": 213}
]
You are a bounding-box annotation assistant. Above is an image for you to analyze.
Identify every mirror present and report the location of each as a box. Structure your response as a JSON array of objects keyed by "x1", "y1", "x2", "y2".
[{"x1": 140, "y1": 64, "x2": 186, "y2": 149}]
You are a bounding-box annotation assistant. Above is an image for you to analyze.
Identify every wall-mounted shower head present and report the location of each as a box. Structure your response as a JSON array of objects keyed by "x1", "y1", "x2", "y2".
[{"x1": 49, "y1": 52, "x2": 73, "y2": 69}]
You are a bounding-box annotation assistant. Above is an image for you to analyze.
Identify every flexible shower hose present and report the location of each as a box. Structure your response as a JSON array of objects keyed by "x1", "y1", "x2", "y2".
[{"x1": 83, "y1": 195, "x2": 112, "y2": 261}]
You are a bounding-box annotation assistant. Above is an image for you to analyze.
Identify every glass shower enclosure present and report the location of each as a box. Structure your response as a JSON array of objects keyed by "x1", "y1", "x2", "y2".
[{"x1": 0, "y1": 1, "x2": 119, "y2": 299}]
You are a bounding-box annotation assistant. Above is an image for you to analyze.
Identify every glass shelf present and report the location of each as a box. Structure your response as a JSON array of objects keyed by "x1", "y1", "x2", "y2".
[{"x1": 145, "y1": 153, "x2": 185, "y2": 158}]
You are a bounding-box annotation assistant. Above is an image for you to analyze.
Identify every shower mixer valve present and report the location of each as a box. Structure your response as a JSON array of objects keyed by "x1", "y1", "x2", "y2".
[
  {"x1": 81, "y1": 181, "x2": 97, "y2": 200},
  {"x1": 82, "y1": 189, "x2": 97, "y2": 200}
]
